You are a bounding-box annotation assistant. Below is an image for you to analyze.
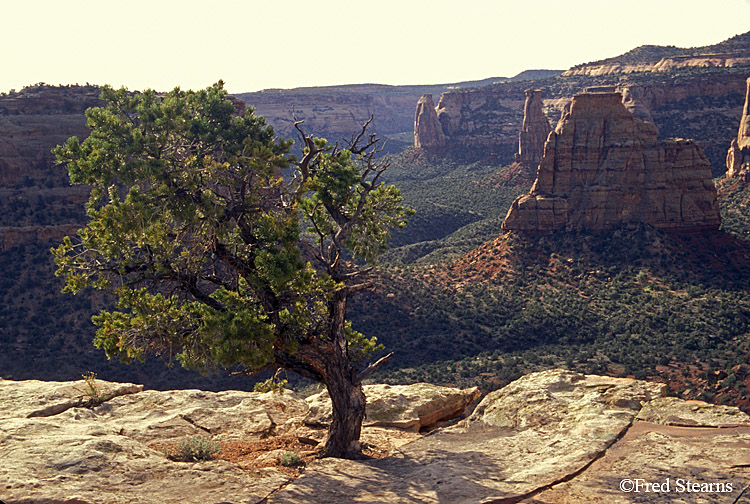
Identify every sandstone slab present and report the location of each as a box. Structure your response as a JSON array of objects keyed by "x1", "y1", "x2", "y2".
[
  {"x1": 0, "y1": 379, "x2": 305, "y2": 504},
  {"x1": 305, "y1": 382, "x2": 480, "y2": 431},
  {"x1": 271, "y1": 370, "x2": 734, "y2": 504},
  {"x1": 527, "y1": 422, "x2": 750, "y2": 503}
]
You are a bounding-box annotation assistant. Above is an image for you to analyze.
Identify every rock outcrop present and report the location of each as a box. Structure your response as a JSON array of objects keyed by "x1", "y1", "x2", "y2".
[
  {"x1": 515, "y1": 89, "x2": 552, "y2": 170},
  {"x1": 0, "y1": 376, "x2": 479, "y2": 504},
  {"x1": 412, "y1": 81, "x2": 531, "y2": 160},
  {"x1": 563, "y1": 53, "x2": 750, "y2": 77},
  {"x1": 411, "y1": 72, "x2": 747, "y2": 170},
  {"x1": 502, "y1": 90, "x2": 722, "y2": 232},
  {"x1": 413, "y1": 94, "x2": 446, "y2": 152},
  {"x1": 305, "y1": 383, "x2": 480, "y2": 431},
  {"x1": 726, "y1": 76, "x2": 750, "y2": 180},
  {"x1": 269, "y1": 369, "x2": 750, "y2": 504},
  {"x1": 4, "y1": 371, "x2": 749, "y2": 504}
]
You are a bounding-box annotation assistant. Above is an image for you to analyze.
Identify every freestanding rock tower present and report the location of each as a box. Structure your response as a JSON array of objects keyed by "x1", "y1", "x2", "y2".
[
  {"x1": 514, "y1": 89, "x2": 551, "y2": 171},
  {"x1": 413, "y1": 94, "x2": 446, "y2": 153},
  {"x1": 502, "y1": 90, "x2": 721, "y2": 232},
  {"x1": 726, "y1": 76, "x2": 750, "y2": 181}
]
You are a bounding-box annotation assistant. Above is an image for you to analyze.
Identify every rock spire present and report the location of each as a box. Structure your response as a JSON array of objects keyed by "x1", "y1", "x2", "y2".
[
  {"x1": 726, "y1": 76, "x2": 750, "y2": 180},
  {"x1": 413, "y1": 94, "x2": 446, "y2": 153},
  {"x1": 514, "y1": 89, "x2": 551, "y2": 170},
  {"x1": 503, "y1": 90, "x2": 721, "y2": 232}
]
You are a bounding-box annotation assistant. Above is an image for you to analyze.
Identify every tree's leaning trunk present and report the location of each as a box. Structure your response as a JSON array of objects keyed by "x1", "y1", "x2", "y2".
[
  {"x1": 323, "y1": 356, "x2": 366, "y2": 458},
  {"x1": 322, "y1": 291, "x2": 366, "y2": 459}
]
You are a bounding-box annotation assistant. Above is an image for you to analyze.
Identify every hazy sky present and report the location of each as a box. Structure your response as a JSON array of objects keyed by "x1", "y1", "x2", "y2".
[{"x1": 4, "y1": 0, "x2": 750, "y2": 94}]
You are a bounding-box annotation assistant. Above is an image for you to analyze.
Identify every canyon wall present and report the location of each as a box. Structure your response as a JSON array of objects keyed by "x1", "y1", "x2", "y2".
[
  {"x1": 563, "y1": 53, "x2": 750, "y2": 77},
  {"x1": 502, "y1": 90, "x2": 721, "y2": 232},
  {"x1": 413, "y1": 72, "x2": 748, "y2": 173},
  {"x1": 0, "y1": 85, "x2": 100, "y2": 250}
]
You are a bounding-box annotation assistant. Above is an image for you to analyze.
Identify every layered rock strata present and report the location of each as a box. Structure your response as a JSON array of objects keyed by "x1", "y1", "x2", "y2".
[
  {"x1": 413, "y1": 94, "x2": 446, "y2": 152},
  {"x1": 726, "y1": 76, "x2": 750, "y2": 180},
  {"x1": 515, "y1": 89, "x2": 552, "y2": 170},
  {"x1": 563, "y1": 52, "x2": 750, "y2": 77},
  {"x1": 502, "y1": 90, "x2": 722, "y2": 232}
]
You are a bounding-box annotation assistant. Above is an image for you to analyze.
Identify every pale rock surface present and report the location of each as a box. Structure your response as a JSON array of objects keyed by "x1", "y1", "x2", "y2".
[
  {"x1": 305, "y1": 382, "x2": 480, "y2": 431},
  {"x1": 0, "y1": 377, "x2": 479, "y2": 503},
  {"x1": 563, "y1": 53, "x2": 750, "y2": 77},
  {"x1": 503, "y1": 90, "x2": 722, "y2": 232},
  {"x1": 635, "y1": 396, "x2": 750, "y2": 427},
  {"x1": 0, "y1": 380, "x2": 300, "y2": 504},
  {"x1": 269, "y1": 369, "x2": 750, "y2": 503},
  {"x1": 0, "y1": 376, "x2": 142, "y2": 420},
  {"x1": 528, "y1": 423, "x2": 750, "y2": 503}
]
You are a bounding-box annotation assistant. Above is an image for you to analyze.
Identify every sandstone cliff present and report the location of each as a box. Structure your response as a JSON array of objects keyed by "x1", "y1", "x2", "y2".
[
  {"x1": 502, "y1": 90, "x2": 721, "y2": 232},
  {"x1": 726, "y1": 76, "x2": 750, "y2": 181},
  {"x1": 412, "y1": 71, "x2": 747, "y2": 171},
  {"x1": 563, "y1": 52, "x2": 750, "y2": 77},
  {"x1": 514, "y1": 89, "x2": 551, "y2": 171},
  {"x1": 412, "y1": 81, "x2": 534, "y2": 159},
  {"x1": 413, "y1": 94, "x2": 446, "y2": 151}
]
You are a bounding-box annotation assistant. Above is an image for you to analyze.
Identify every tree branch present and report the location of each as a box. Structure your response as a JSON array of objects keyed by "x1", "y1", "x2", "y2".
[{"x1": 357, "y1": 352, "x2": 393, "y2": 381}]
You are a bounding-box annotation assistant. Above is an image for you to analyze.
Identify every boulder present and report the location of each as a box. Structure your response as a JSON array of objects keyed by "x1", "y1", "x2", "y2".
[
  {"x1": 305, "y1": 382, "x2": 480, "y2": 431},
  {"x1": 503, "y1": 90, "x2": 722, "y2": 232}
]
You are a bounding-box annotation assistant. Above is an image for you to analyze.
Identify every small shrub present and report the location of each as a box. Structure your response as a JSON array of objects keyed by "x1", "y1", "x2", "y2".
[
  {"x1": 76, "y1": 371, "x2": 105, "y2": 407},
  {"x1": 279, "y1": 451, "x2": 302, "y2": 467},
  {"x1": 254, "y1": 376, "x2": 288, "y2": 394},
  {"x1": 168, "y1": 436, "x2": 221, "y2": 462}
]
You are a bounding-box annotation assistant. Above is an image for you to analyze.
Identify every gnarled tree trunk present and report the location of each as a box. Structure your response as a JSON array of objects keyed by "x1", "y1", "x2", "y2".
[{"x1": 321, "y1": 291, "x2": 366, "y2": 459}]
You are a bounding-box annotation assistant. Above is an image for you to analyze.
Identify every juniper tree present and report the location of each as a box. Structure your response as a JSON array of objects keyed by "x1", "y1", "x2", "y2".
[{"x1": 52, "y1": 82, "x2": 410, "y2": 458}]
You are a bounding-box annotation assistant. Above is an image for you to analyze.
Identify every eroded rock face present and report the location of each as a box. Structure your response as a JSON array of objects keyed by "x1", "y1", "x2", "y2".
[
  {"x1": 726, "y1": 76, "x2": 750, "y2": 180},
  {"x1": 413, "y1": 94, "x2": 446, "y2": 152},
  {"x1": 563, "y1": 53, "x2": 750, "y2": 77},
  {"x1": 502, "y1": 91, "x2": 722, "y2": 232},
  {"x1": 515, "y1": 89, "x2": 552, "y2": 171}
]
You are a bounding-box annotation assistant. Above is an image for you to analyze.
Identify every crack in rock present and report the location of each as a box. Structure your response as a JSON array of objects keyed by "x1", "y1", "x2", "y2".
[
  {"x1": 25, "y1": 384, "x2": 143, "y2": 418},
  {"x1": 483, "y1": 416, "x2": 637, "y2": 504}
]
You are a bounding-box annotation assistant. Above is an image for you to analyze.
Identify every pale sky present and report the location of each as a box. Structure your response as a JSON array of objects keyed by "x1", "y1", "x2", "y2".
[{"x1": 4, "y1": 0, "x2": 750, "y2": 94}]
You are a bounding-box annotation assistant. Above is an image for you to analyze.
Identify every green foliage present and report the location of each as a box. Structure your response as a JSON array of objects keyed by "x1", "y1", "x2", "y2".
[
  {"x1": 279, "y1": 451, "x2": 302, "y2": 467},
  {"x1": 51, "y1": 82, "x2": 411, "y2": 386},
  {"x1": 253, "y1": 374, "x2": 289, "y2": 393},
  {"x1": 166, "y1": 436, "x2": 221, "y2": 462},
  {"x1": 78, "y1": 371, "x2": 104, "y2": 405}
]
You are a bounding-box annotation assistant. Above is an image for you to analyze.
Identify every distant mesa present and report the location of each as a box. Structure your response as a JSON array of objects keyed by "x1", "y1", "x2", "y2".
[
  {"x1": 726, "y1": 76, "x2": 750, "y2": 182},
  {"x1": 563, "y1": 52, "x2": 750, "y2": 77},
  {"x1": 502, "y1": 89, "x2": 721, "y2": 232}
]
